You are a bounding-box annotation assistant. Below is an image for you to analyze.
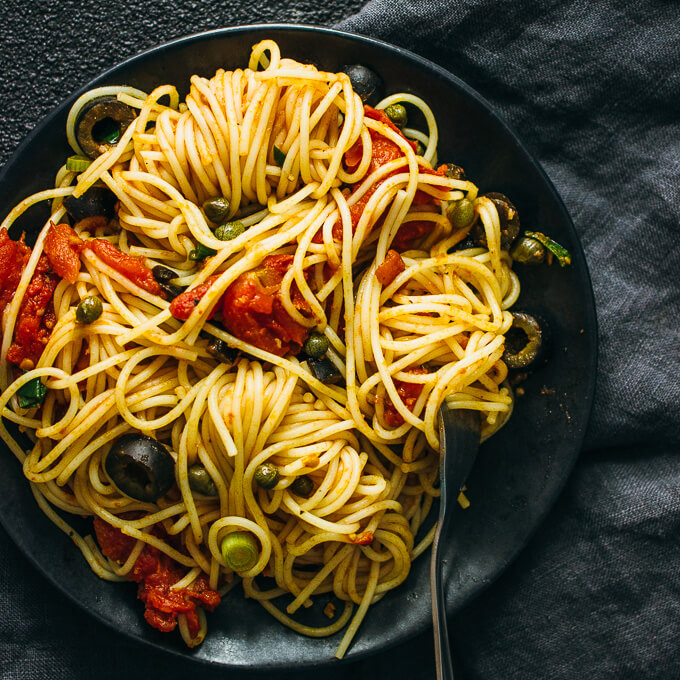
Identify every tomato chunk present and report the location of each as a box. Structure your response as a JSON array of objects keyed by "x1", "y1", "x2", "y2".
[
  {"x1": 0, "y1": 228, "x2": 31, "y2": 318},
  {"x1": 383, "y1": 366, "x2": 428, "y2": 427},
  {"x1": 348, "y1": 530, "x2": 374, "y2": 545},
  {"x1": 169, "y1": 275, "x2": 221, "y2": 321},
  {"x1": 44, "y1": 222, "x2": 83, "y2": 283},
  {"x1": 6, "y1": 255, "x2": 59, "y2": 369},
  {"x1": 85, "y1": 239, "x2": 162, "y2": 296},
  {"x1": 221, "y1": 255, "x2": 310, "y2": 356},
  {"x1": 375, "y1": 249, "x2": 405, "y2": 286},
  {"x1": 94, "y1": 518, "x2": 220, "y2": 638}
]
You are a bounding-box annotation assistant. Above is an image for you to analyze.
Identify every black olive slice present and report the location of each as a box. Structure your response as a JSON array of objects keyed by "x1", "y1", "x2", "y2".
[
  {"x1": 105, "y1": 434, "x2": 175, "y2": 502},
  {"x1": 76, "y1": 97, "x2": 137, "y2": 159},
  {"x1": 63, "y1": 185, "x2": 116, "y2": 221},
  {"x1": 158, "y1": 282, "x2": 183, "y2": 300},
  {"x1": 307, "y1": 356, "x2": 342, "y2": 384},
  {"x1": 342, "y1": 64, "x2": 384, "y2": 105},
  {"x1": 472, "y1": 192, "x2": 521, "y2": 251},
  {"x1": 444, "y1": 163, "x2": 467, "y2": 181},
  {"x1": 207, "y1": 338, "x2": 238, "y2": 366},
  {"x1": 152, "y1": 265, "x2": 178, "y2": 283}
]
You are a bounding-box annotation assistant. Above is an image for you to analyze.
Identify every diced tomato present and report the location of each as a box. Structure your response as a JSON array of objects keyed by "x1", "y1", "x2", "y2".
[
  {"x1": 382, "y1": 366, "x2": 428, "y2": 427},
  {"x1": 169, "y1": 275, "x2": 221, "y2": 321},
  {"x1": 168, "y1": 256, "x2": 310, "y2": 357},
  {"x1": 221, "y1": 255, "x2": 310, "y2": 356},
  {"x1": 375, "y1": 249, "x2": 405, "y2": 286},
  {"x1": 6, "y1": 255, "x2": 59, "y2": 368},
  {"x1": 84, "y1": 239, "x2": 162, "y2": 296},
  {"x1": 0, "y1": 229, "x2": 32, "y2": 318},
  {"x1": 93, "y1": 518, "x2": 220, "y2": 638},
  {"x1": 43, "y1": 222, "x2": 83, "y2": 283}
]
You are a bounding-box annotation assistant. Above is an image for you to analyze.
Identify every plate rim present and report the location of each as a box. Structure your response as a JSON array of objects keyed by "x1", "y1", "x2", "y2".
[{"x1": 0, "y1": 22, "x2": 598, "y2": 671}]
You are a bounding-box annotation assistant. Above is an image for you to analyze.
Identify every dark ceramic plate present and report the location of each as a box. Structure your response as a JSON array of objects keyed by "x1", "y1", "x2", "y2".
[{"x1": 0, "y1": 24, "x2": 596, "y2": 671}]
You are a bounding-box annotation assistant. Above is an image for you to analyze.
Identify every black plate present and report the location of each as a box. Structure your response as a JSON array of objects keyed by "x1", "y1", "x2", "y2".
[{"x1": 0, "y1": 24, "x2": 597, "y2": 671}]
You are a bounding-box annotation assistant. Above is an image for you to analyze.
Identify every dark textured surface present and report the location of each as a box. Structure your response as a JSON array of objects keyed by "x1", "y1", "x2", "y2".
[{"x1": 1, "y1": 1, "x2": 679, "y2": 679}]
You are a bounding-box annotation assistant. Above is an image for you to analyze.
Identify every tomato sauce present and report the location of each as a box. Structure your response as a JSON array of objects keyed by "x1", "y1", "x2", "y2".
[
  {"x1": 382, "y1": 366, "x2": 429, "y2": 427},
  {"x1": 93, "y1": 518, "x2": 220, "y2": 638},
  {"x1": 84, "y1": 239, "x2": 162, "y2": 296}
]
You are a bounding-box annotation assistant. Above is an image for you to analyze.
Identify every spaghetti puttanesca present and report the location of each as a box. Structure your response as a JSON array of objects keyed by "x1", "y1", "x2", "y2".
[{"x1": 0, "y1": 40, "x2": 530, "y2": 657}]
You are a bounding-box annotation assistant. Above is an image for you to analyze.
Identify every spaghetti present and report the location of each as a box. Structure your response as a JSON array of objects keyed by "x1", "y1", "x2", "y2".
[{"x1": 0, "y1": 40, "x2": 519, "y2": 657}]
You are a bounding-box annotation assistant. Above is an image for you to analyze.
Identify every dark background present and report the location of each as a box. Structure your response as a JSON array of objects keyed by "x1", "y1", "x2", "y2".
[{"x1": 1, "y1": 1, "x2": 679, "y2": 679}]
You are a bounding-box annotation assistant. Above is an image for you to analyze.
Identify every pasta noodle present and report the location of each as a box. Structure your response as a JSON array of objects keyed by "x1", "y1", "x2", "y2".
[{"x1": 0, "y1": 40, "x2": 518, "y2": 657}]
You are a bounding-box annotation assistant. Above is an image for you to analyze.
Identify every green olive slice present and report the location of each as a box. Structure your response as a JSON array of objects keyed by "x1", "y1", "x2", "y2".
[{"x1": 503, "y1": 312, "x2": 547, "y2": 370}]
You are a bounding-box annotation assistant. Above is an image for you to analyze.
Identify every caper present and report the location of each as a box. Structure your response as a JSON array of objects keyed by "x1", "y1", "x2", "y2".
[
  {"x1": 384, "y1": 104, "x2": 407, "y2": 128},
  {"x1": 203, "y1": 196, "x2": 231, "y2": 223},
  {"x1": 188, "y1": 464, "x2": 218, "y2": 496},
  {"x1": 75, "y1": 296, "x2": 103, "y2": 324},
  {"x1": 416, "y1": 141, "x2": 426, "y2": 156},
  {"x1": 444, "y1": 163, "x2": 467, "y2": 181},
  {"x1": 303, "y1": 332, "x2": 329, "y2": 359},
  {"x1": 510, "y1": 236, "x2": 546, "y2": 265},
  {"x1": 254, "y1": 463, "x2": 280, "y2": 489},
  {"x1": 214, "y1": 221, "x2": 245, "y2": 241},
  {"x1": 290, "y1": 475, "x2": 314, "y2": 498},
  {"x1": 448, "y1": 198, "x2": 475, "y2": 229}
]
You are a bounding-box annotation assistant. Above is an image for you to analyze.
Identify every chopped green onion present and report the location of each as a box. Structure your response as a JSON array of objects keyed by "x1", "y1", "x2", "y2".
[
  {"x1": 189, "y1": 243, "x2": 217, "y2": 261},
  {"x1": 524, "y1": 231, "x2": 572, "y2": 267},
  {"x1": 221, "y1": 532, "x2": 259, "y2": 572},
  {"x1": 66, "y1": 155, "x2": 92, "y2": 173},
  {"x1": 273, "y1": 145, "x2": 286, "y2": 167},
  {"x1": 17, "y1": 377, "x2": 47, "y2": 409}
]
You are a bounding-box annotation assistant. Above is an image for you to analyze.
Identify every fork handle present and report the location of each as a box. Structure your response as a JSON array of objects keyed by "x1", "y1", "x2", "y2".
[{"x1": 431, "y1": 524, "x2": 455, "y2": 680}]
